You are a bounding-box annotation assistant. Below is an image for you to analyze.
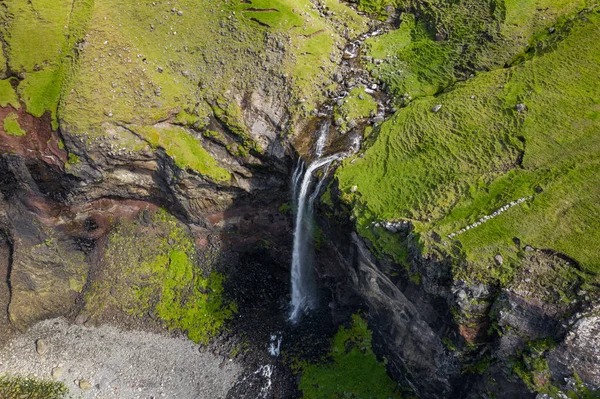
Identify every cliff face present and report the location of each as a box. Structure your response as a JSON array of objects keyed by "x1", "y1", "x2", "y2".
[{"x1": 1, "y1": 1, "x2": 600, "y2": 398}]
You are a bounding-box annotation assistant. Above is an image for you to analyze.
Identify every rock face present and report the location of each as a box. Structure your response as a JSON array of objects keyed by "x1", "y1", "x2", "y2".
[
  {"x1": 0, "y1": 81, "x2": 294, "y2": 332},
  {"x1": 547, "y1": 310, "x2": 600, "y2": 389},
  {"x1": 314, "y1": 188, "x2": 600, "y2": 398}
]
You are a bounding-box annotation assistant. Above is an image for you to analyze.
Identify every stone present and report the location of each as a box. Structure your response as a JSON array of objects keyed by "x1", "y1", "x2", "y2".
[
  {"x1": 75, "y1": 313, "x2": 89, "y2": 326},
  {"x1": 52, "y1": 367, "x2": 63, "y2": 379},
  {"x1": 36, "y1": 339, "x2": 49, "y2": 356},
  {"x1": 494, "y1": 254, "x2": 503, "y2": 266},
  {"x1": 516, "y1": 103, "x2": 527, "y2": 112},
  {"x1": 548, "y1": 27, "x2": 555, "y2": 33},
  {"x1": 372, "y1": 116, "x2": 384, "y2": 124},
  {"x1": 350, "y1": 185, "x2": 358, "y2": 193},
  {"x1": 177, "y1": 10, "x2": 183, "y2": 16},
  {"x1": 525, "y1": 245, "x2": 534, "y2": 251},
  {"x1": 432, "y1": 104, "x2": 442, "y2": 113},
  {"x1": 79, "y1": 379, "x2": 93, "y2": 390},
  {"x1": 335, "y1": 118, "x2": 344, "y2": 127}
]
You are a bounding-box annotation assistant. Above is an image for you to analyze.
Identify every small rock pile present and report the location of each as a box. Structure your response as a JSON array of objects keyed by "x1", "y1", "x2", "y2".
[
  {"x1": 372, "y1": 219, "x2": 412, "y2": 233},
  {"x1": 447, "y1": 196, "x2": 533, "y2": 239}
]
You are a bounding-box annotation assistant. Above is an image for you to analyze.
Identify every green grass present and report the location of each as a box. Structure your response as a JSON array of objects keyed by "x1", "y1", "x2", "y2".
[
  {"x1": 334, "y1": 87, "x2": 378, "y2": 131},
  {"x1": 364, "y1": 0, "x2": 591, "y2": 104},
  {"x1": 2, "y1": 0, "x2": 94, "y2": 127},
  {"x1": 85, "y1": 209, "x2": 236, "y2": 344},
  {"x1": 336, "y1": 7, "x2": 600, "y2": 284},
  {"x1": 233, "y1": 0, "x2": 366, "y2": 114},
  {"x1": 3, "y1": 112, "x2": 26, "y2": 136},
  {"x1": 0, "y1": 79, "x2": 19, "y2": 108},
  {"x1": 133, "y1": 125, "x2": 230, "y2": 182},
  {"x1": 298, "y1": 314, "x2": 404, "y2": 399},
  {"x1": 364, "y1": 13, "x2": 455, "y2": 100},
  {"x1": 0, "y1": 375, "x2": 68, "y2": 399},
  {"x1": 355, "y1": 0, "x2": 398, "y2": 19}
]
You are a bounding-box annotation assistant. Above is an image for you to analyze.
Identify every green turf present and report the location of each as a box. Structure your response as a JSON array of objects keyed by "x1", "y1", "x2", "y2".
[
  {"x1": 334, "y1": 87, "x2": 379, "y2": 131},
  {"x1": 298, "y1": 314, "x2": 404, "y2": 399},
  {"x1": 133, "y1": 125, "x2": 230, "y2": 182},
  {"x1": 363, "y1": 0, "x2": 591, "y2": 104},
  {"x1": 3, "y1": 112, "x2": 26, "y2": 136},
  {"x1": 336, "y1": 7, "x2": 600, "y2": 284},
  {"x1": 0, "y1": 79, "x2": 19, "y2": 108}
]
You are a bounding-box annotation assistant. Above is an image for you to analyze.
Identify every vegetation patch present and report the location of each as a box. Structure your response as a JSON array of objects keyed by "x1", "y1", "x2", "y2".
[
  {"x1": 0, "y1": 79, "x2": 19, "y2": 108},
  {"x1": 85, "y1": 209, "x2": 236, "y2": 344},
  {"x1": 336, "y1": 8, "x2": 600, "y2": 285},
  {"x1": 0, "y1": 375, "x2": 68, "y2": 399},
  {"x1": 298, "y1": 314, "x2": 405, "y2": 399},
  {"x1": 3, "y1": 112, "x2": 26, "y2": 136},
  {"x1": 334, "y1": 87, "x2": 378, "y2": 131},
  {"x1": 134, "y1": 125, "x2": 230, "y2": 182},
  {"x1": 363, "y1": 0, "x2": 590, "y2": 104},
  {"x1": 2, "y1": 0, "x2": 94, "y2": 128}
]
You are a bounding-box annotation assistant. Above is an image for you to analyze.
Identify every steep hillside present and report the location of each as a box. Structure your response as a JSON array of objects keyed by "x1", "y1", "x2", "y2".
[{"x1": 0, "y1": 0, "x2": 599, "y2": 398}]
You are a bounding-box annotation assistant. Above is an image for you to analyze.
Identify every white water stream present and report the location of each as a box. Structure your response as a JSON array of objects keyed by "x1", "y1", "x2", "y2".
[{"x1": 289, "y1": 121, "x2": 339, "y2": 322}]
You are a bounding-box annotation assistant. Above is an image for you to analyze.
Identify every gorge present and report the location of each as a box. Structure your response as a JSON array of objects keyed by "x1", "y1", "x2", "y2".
[{"x1": 0, "y1": 0, "x2": 599, "y2": 398}]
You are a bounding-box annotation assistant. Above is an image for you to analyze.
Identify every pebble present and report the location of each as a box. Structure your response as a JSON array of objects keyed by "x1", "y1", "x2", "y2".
[
  {"x1": 494, "y1": 254, "x2": 504, "y2": 266},
  {"x1": 79, "y1": 379, "x2": 93, "y2": 390},
  {"x1": 516, "y1": 103, "x2": 527, "y2": 112},
  {"x1": 432, "y1": 104, "x2": 442, "y2": 113},
  {"x1": 36, "y1": 339, "x2": 49, "y2": 356},
  {"x1": 52, "y1": 367, "x2": 63, "y2": 379}
]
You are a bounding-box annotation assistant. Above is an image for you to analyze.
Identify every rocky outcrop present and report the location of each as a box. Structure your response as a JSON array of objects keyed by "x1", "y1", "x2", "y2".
[
  {"x1": 314, "y1": 181, "x2": 599, "y2": 398},
  {"x1": 0, "y1": 78, "x2": 296, "y2": 333}
]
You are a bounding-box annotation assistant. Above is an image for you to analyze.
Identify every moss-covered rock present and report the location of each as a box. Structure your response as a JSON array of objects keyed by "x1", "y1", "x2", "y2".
[
  {"x1": 85, "y1": 209, "x2": 236, "y2": 344},
  {"x1": 298, "y1": 314, "x2": 406, "y2": 399}
]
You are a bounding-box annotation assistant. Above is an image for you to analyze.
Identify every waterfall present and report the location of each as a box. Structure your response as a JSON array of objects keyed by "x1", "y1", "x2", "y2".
[
  {"x1": 289, "y1": 154, "x2": 339, "y2": 323},
  {"x1": 314, "y1": 120, "x2": 330, "y2": 158}
]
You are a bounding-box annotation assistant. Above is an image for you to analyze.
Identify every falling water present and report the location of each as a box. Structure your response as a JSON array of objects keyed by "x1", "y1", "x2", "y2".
[
  {"x1": 314, "y1": 121, "x2": 330, "y2": 158},
  {"x1": 289, "y1": 154, "x2": 339, "y2": 323}
]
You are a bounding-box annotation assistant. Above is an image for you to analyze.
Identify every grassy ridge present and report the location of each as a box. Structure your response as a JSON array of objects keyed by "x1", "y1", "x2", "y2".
[
  {"x1": 133, "y1": 125, "x2": 231, "y2": 182},
  {"x1": 364, "y1": 0, "x2": 591, "y2": 103},
  {"x1": 336, "y1": 7, "x2": 600, "y2": 282}
]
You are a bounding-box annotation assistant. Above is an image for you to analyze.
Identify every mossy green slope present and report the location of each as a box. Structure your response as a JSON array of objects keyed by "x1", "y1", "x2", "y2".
[
  {"x1": 85, "y1": 209, "x2": 236, "y2": 344},
  {"x1": 1, "y1": 0, "x2": 369, "y2": 180},
  {"x1": 133, "y1": 125, "x2": 230, "y2": 182},
  {"x1": 1, "y1": 0, "x2": 94, "y2": 128},
  {"x1": 298, "y1": 315, "x2": 405, "y2": 399},
  {"x1": 364, "y1": 0, "x2": 591, "y2": 102},
  {"x1": 337, "y1": 7, "x2": 600, "y2": 283},
  {"x1": 0, "y1": 79, "x2": 19, "y2": 108}
]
